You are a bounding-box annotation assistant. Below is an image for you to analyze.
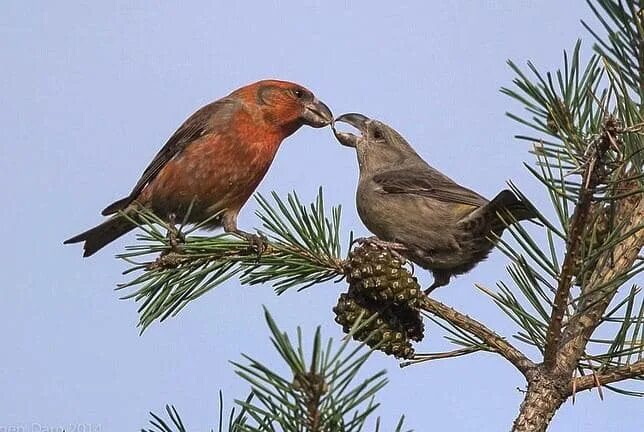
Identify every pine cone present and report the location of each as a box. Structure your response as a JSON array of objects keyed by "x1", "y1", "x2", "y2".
[
  {"x1": 392, "y1": 304, "x2": 425, "y2": 342},
  {"x1": 333, "y1": 292, "x2": 416, "y2": 359},
  {"x1": 345, "y1": 242, "x2": 423, "y2": 308},
  {"x1": 334, "y1": 242, "x2": 426, "y2": 360}
]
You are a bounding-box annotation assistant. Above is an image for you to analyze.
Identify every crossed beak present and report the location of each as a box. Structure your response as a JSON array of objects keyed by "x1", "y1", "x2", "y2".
[
  {"x1": 301, "y1": 98, "x2": 334, "y2": 128},
  {"x1": 332, "y1": 113, "x2": 370, "y2": 148}
]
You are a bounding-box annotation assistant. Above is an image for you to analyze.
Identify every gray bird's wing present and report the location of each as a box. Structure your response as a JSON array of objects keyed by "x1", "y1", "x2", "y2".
[{"x1": 372, "y1": 168, "x2": 489, "y2": 207}]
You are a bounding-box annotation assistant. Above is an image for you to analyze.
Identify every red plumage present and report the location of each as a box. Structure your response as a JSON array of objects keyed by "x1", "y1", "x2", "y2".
[{"x1": 65, "y1": 79, "x2": 333, "y2": 256}]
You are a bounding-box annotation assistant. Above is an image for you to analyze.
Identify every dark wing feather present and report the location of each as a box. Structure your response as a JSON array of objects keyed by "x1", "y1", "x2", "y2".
[
  {"x1": 372, "y1": 168, "x2": 488, "y2": 207},
  {"x1": 102, "y1": 98, "x2": 240, "y2": 215}
]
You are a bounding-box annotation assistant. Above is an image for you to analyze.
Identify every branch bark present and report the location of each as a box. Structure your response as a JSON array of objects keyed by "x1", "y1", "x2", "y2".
[{"x1": 512, "y1": 368, "x2": 568, "y2": 432}]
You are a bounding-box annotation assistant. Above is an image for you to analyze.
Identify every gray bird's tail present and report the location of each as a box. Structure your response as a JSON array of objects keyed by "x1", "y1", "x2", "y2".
[
  {"x1": 64, "y1": 214, "x2": 136, "y2": 257},
  {"x1": 486, "y1": 189, "x2": 537, "y2": 231}
]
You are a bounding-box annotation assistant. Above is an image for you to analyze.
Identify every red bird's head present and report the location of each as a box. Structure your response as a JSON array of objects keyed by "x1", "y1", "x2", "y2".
[{"x1": 231, "y1": 80, "x2": 333, "y2": 135}]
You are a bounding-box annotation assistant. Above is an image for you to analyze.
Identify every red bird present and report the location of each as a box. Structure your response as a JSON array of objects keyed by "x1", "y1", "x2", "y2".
[{"x1": 65, "y1": 79, "x2": 333, "y2": 256}]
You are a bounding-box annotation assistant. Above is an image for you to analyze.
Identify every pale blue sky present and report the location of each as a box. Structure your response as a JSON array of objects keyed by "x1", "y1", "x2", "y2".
[{"x1": 1, "y1": 1, "x2": 640, "y2": 430}]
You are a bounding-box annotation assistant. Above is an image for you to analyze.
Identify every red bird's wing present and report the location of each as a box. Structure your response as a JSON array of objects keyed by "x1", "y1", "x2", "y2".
[{"x1": 102, "y1": 98, "x2": 241, "y2": 215}]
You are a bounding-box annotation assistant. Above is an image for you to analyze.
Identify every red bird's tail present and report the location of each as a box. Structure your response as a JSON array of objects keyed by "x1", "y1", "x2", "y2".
[
  {"x1": 101, "y1": 195, "x2": 133, "y2": 216},
  {"x1": 64, "y1": 215, "x2": 136, "y2": 257}
]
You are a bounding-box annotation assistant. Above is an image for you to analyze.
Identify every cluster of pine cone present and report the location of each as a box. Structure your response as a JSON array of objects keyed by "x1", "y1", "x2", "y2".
[{"x1": 333, "y1": 242, "x2": 425, "y2": 359}]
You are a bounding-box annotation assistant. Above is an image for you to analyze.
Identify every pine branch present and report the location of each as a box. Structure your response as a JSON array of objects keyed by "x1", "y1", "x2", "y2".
[
  {"x1": 583, "y1": 0, "x2": 644, "y2": 99},
  {"x1": 143, "y1": 312, "x2": 414, "y2": 432},
  {"x1": 568, "y1": 359, "x2": 644, "y2": 394},
  {"x1": 543, "y1": 117, "x2": 617, "y2": 370},
  {"x1": 143, "y1": 392, "x2": 254, "y2": 432},
  {"x1": 143, "y1": 405, "x2": 187, "y2": 432},
  {"x1": 117, "y1": 188, "x2": 347, "y2": 332},
  {"x1": 500, "y1": 4, "x2": 644, "y2": 426},
  {"x1": 591, "y1": 285, "x2": 644, "y2": 370},
  {"x1": 503, "y1": 21, "x2": 643, "y2": 380},
  {"x1": 555, "y1": 182, "x2": 644, "y2": 375},
  {"x1": 231, "y1": 309, "x2": 412, "y2": 432},
  {"x1": 419, "y1": 297, "x2": 537, "y2": 377}
]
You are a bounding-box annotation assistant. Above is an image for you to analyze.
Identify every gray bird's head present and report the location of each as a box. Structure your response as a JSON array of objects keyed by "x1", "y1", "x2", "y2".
[{"x1": 333, "y1": 113, "x2": 422, "y2": 172}]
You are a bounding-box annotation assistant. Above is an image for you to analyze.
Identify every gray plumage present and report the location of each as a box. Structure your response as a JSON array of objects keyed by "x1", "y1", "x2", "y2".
[{"x1": 333, "y1": 113, "x2": 536, "y2": 294}]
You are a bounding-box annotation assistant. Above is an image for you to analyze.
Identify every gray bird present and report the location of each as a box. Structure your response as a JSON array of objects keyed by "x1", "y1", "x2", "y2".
[{"x1": 333, "y1": 113, "x2": 536, "y2": 294}]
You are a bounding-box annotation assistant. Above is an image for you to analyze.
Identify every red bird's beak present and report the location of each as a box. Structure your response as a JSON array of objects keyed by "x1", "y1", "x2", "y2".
[{"x1": 300, "y1": 98, "x2": 333, "y2": 128}]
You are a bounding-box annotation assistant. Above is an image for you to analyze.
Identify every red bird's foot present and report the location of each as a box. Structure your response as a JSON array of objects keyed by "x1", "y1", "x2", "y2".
[
  {"x1": 235, "y1": 230, "x2": 268, "y2": 256},
  {"x1": 165, "y1": 213, "x2": 185, "y2": 252}
]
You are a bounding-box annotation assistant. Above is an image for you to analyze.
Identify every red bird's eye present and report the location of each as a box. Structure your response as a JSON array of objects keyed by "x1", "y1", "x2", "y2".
[{"x1": 293, "y1": 89, "x2": 304, "y2": 99}]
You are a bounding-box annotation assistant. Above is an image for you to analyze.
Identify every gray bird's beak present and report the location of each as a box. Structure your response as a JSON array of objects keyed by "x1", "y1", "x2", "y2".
[
  {"x1": 333, "y1": 113, "x2": 370, "y2": 148},
  {"x1": 301, "y1": 98, "x2": 334, "y2": 128}
]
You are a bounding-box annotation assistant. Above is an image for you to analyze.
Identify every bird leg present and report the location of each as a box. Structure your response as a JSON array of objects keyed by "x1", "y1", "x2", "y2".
[
  {"x1": 354, "y1": 236, "x2": 408, "y2": 262},
  {"x1": 223, "y1": 212, "x2": 267, "y2": 256},
  {"x1": 234, "y1": 230, "x2": 268, "y2": 256},
  {"x1": 424, "y1": 271, "x2": 451, "y2": 295},
  {"x1": 165, "y1": 213, "x2": 185, "y2": 252}
]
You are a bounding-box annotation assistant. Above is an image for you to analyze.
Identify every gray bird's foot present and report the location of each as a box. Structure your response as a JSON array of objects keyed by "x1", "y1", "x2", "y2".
[
  {"x1": 424, "y1": 284, "x2": 440, "y2": 296},
  {"x1": 424, "y1": 272, "x2": 451, "y2": 296},
  {"x1": 235, "y1": 230, "x2": 268, "y2": 257},
  {"x1": 354, "y1": 236, "x2": 408, "y2": 262}
]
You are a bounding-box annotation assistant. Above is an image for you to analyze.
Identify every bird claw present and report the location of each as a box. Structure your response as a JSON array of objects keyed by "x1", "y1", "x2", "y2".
[
  {"x1": 354, "y1": 236, "x2": 407, "y2": 250},
  {"x1": 424, "y1": 273, "x2": 451, "y2": 295},
  {"x1": 165, "y1": 213, "x2": 185, "y2": 252},
  {"x1": 353, "y1": 236, "x2": 408, "y2": 261},
  {"x1": 423, "y1": 285, "x2": 438, "y2": 296},
  {"x1": 236, "y1": 231, "x2": 269, "y2": 257}
]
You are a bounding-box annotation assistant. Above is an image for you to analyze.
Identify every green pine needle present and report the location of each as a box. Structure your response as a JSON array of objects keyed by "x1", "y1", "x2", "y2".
[{"x1": 116, "y1": 188, "x2": 347, "y2": 332}]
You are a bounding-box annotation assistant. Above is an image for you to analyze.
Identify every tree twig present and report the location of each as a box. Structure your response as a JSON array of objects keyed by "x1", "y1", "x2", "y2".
[
  {"x1": 567, "y1": 360, "x2": 644, "y2": 394},
  {"x1": 399, "y1": 347, "x2": 481, "y2": 368},
  {"x1": 420, "y1": 297, "x2": 537, "y2": 378}
]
